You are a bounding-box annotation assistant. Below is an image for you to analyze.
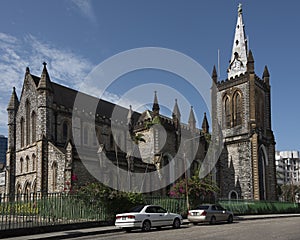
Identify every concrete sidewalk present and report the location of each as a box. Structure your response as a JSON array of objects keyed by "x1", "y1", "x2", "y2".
[{"x1": 2, "y1": 213, "x2": 300, "y2": 239}]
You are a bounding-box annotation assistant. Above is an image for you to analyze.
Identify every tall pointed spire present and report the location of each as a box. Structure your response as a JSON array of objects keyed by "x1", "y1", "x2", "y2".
[
  {"x1": 228, "y1": 3, "x2": 248, "y2": 79},
  {"x1": 172, "y1": 99, "x2": 181, "y2": 130},
  {"x1": 246, "y1": 50, "x2": 255, "y2": 73},
  {"x1": 172, "y1": 99, "x2": 181, "y2": 119},
  {"x1": 188, "y1": 106, "x2": 196, "y2": 130},
  {"x1": 37, "y1": 62, "x2": 53, "y2": 91},
  {"x1": 201, "y1": 112, "x2": 209, "y2": 134},
  {"x1": 7, "y1": 87, "x2": 19, "y2": 110},
  {"x1": 263, "y1": 65, "x2": 270, "y2": 85},
  {"x1": 212, "y1": 65, "x2": 218, "y2": 84},
  {"x1": 152, "y1": 91, "x2": 160, "y2": 117}
]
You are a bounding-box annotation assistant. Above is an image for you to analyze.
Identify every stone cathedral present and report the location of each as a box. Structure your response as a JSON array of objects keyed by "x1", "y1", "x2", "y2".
[
  {"x1": 5, "y1": 62, "x2": 209, "y2": 197},
  {"x1": 4, "y1": 4, "x2": 277, "y2": 201},
  {"x1": 211, "y1": 4, "x2": 277, "y2": 200}
]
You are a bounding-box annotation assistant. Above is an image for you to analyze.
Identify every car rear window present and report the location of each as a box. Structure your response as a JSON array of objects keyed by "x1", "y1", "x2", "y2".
[
  {"x1": 128, "y1": 205, "x2": 145, "y2": 212},
  {"x1": 195, "y1": 205, "x2": 209, "y2": 210}
]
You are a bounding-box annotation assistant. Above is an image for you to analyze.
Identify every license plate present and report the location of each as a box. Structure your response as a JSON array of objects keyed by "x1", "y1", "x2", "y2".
[
  {"x1": 122, "y1": 217, "x2": 126, "y2": 220},
  {"x1": 192, "y1": 212, "x2": 198, "y2": 216}
]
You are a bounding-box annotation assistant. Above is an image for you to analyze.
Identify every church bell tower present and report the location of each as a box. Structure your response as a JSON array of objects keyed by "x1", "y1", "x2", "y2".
[{"x1": 212, "y1": 4, "x2": 277, "y2": 200}]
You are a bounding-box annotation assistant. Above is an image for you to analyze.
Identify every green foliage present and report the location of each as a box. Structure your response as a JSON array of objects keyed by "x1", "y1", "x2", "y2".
[
  {"x1": 169, "y1": 172, "x2": 219, "y2": 208},
  {"x1": 0, "y1": 202, "x2": 38, "y2": 215},
  {"x1": 144, "y1": 116, "x2": 161, "y2": 129},
  {"x1": 218, "y1": 199, "x2": 300, "y2": 215},
  {"x1": 76, "y1": 182, "x2": 145, "y2": 220},
  {"x1": 279, "y1": 184, "x2": 300, "y2": 202},
  {"x1": 132, "y1": 133, "x2": 146, "y2": 144}
]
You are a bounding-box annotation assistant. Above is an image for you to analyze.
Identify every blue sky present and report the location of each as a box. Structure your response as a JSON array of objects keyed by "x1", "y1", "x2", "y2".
[{"x1": 0, "y1": 0, "x2": 299, "y2": 151}]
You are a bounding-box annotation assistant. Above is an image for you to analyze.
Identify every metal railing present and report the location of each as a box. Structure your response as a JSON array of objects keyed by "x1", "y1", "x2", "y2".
[{"x1": 0, "y1": 192, "x2": 108, "y2": 230}]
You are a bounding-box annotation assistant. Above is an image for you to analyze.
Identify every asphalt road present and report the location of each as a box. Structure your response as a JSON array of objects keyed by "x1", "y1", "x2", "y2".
[
  {"x1": 11, "y1": 216, "x2": 299, "y2": 240},
  {"x1": 81, "y1": 217, "x2": 300, "y2": 240}
]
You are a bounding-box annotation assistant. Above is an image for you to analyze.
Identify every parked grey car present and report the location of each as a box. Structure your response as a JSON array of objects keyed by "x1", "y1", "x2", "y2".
[{"x1": 188, "y1": 204, "x2": 234, "y2": 225}]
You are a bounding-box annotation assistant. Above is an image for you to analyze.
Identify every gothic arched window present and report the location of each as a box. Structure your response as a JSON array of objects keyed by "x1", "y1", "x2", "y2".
[
  {"x1": 24, "y1": 182, "x2": 31, "y2": 201},
  {"x1": 62, "y1": 121, "x2": 69, "y2": 143},
  {"x1": 20, "y1": 117, "x2": 25, "y2": 147},
  {"x1": 52, "y1": 162, "x2": 58, "y2": 191},
  {"x1": 224, "y1": 96, "x2": 231, "y2": 128},
  {"x1": 20, "y1": 158, "x2": 24, "y2": 174},
  {"x1": 26, "y1": 156, "x2": 29, "y2": 172},
  {"x1": 32, "y1": 154, "x2": 36, "y2": 171},
  {"x1": 25, "y1": 100, "x2": 30, "y2": 145},
  {"x1": 31, "y1": 111, "x2": 36, "y2": 143},
  {"x1": 233, "y1": 91, "x2": 242, "y2": 126}
]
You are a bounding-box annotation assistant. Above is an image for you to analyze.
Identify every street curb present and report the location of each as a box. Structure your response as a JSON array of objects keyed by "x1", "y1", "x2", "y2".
[
  {"x1": 234, "y1": 213, "x2": 300, "y2": 221},
  {"x1": 1, "y1": 214, "x2": 300, "y2": 239}
]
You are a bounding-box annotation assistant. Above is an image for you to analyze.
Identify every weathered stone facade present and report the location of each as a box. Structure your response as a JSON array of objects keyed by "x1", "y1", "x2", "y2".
[
  {"x1": 212, "y1": 5, "x2": 277, "y2": 200},
  {"x1": 5, "y1": 63, "x2": 208, "y2": 196}
]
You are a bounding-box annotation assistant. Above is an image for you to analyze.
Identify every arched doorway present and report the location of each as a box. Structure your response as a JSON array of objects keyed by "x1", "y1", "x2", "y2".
[
  {"x1": 258, "y1": 145, "x2": 268, "y2": 200},
  {"x1": 228, "y1": 190, "x2": 238, "y2": 200}
]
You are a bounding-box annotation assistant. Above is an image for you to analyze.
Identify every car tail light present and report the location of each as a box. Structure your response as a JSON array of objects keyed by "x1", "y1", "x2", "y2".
[
  {"x1": 127, "y1": 215, "x2": 135, "y2": 219},
  {"x1": 200, "y1": 211, "x2": 207, "y2": 216}
]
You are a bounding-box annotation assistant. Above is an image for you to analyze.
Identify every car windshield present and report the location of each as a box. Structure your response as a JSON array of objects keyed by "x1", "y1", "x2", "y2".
[
  {"x1": 128, "y1": 205, "x2": 145, "y2": 213},
  {"x1": 195, "y1": 205, "x2": 210, "y2": 210}
]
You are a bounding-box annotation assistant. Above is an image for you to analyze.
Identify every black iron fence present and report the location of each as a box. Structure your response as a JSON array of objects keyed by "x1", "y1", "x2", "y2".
[
  {"x1": 0, "y1": 193, "x2": 187, "y2": 231},
  {"x1": 0, "y1": 192, "x2": 108, "y2": 231}
]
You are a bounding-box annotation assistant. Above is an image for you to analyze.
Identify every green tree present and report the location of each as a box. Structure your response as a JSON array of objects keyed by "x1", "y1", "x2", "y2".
[{"x1": 169, "y1": 172, "x2": 219, "y2": 208}]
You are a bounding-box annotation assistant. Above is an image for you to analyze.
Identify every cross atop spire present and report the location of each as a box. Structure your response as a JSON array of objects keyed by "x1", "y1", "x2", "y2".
[{"x1": 228, "y1": 3, "x2": 248, "y2": 79}]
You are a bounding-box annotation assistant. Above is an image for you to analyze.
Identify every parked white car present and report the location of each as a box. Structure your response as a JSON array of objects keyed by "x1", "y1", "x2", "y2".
[
  {"x1": 188, "y1": 204, "x2": 234, "y2": 225},
  {"x1": 115, "y1": 205, "x2": 183, "y2": 232}
]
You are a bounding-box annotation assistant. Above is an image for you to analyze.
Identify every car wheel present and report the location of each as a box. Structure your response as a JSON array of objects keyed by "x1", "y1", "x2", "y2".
[
  {"x1": 209, "y1": 216, "x2": 216, "y2": 225},
  {"x1": 142, "y1": 220, "x2": 151, "y2": 232},
  {"x1": 192, "y1": 222, "x2": 198, "y2": 225},
  {"x1": 227, "y1": 215, "x2": 233, "y2": 224},
  {"x1": 173, "y1": 218, "x2": 181, "y2": 229}
]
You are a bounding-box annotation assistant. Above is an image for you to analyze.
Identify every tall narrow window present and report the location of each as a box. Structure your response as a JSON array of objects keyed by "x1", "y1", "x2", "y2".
[
  {"x1": 224, "y1": 97, "x2": 231, "y2": 128},
  {"x1": 233, "y1": 92, "x2": 242, "y2": 126},
  {"x1": 20, "y1": 158, "x2": 24, "y2": 174},
  {"x1": 62, "y1": 122, "x2": 68, "y2": 143},
  {"x1": 26, "y1": 100, "x2": 30, "y2": 145},
  {"x1": 24, "y1": 182, "x2": 31, "y2": 201},
  {"x1": 20, "y1": 117, "x2": 25, "y2": 147},
  {"x1": 83, "y1": 126, "x2": 88, "y2": 145},
  {"x1": 26, "y1": 156, "x2": 29, "y2": 172},
  {"x1": 32, "y1": 154, "x2": 36, "y2": 171},
  {"x1": 52, "y1": 162, "x2": 58, "y2": 191},
  {"x1": 110, "y1": 133, "x2": 114, "y2": 150},
  {"x1": 16, "y1": 184, "x2": 22, "y2": 201},
  {"x1": 31, "y1": 111, "x2": 36, "y2": 143}
]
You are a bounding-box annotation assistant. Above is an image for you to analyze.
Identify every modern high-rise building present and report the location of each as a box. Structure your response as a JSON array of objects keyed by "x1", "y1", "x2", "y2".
[{"x1": 275, "y1": 151, "x2": 300, "y2": 185}]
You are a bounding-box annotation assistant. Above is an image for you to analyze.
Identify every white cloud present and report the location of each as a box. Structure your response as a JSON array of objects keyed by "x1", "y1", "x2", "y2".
[
  {"x1": 0, "y1": 32, "x2": 95, "y2": 136},
  {"x1": 70, "y1": 0, "x2": 97, "y2": 25},
  {"x1": 0, "y1": 32, "x2": 147, "y2": 137}
]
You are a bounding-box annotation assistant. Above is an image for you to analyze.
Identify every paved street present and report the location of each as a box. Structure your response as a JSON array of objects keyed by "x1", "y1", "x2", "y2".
[{"x1": 5, "y1": 216, "x2": 300, "y2": 240}]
